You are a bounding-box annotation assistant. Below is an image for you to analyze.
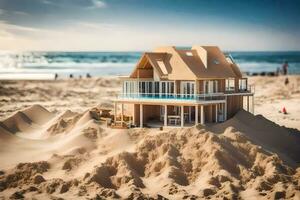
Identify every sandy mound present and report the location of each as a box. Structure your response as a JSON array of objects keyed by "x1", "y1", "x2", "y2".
[
  {"x1": 0, "y1": 105, "x2": 54, "y2": 134},
  {"x1": 75, "y1": 109, "x2": 101, "y2": 127},
  {"x1": 0, "y1": 106, "x2": 299, "y2": 199},
  {"x1": 46, "y1": 110, "x2": 81, "y2": 135},
  {"x1": 209, "y1": 110, "x2": 300, "y2": 167}
]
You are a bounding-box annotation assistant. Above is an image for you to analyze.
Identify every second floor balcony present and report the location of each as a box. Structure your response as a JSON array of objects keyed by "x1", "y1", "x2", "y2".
[
  {"x1": 118, "y1": 79, "x2": 254, "y2": 104},
  {"x1": 117, "y1": 92, "x2": 226, "y2": 103}
]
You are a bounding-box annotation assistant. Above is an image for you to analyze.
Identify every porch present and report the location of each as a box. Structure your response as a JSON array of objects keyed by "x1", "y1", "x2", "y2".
[{"x1": 113, "y1": 102, "x2": 227, "y2": 128}]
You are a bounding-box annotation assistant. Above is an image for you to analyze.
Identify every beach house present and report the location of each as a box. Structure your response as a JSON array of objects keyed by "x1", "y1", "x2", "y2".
[{"x1": 113, "y1": 46, "x2": 254, "y2": 128}]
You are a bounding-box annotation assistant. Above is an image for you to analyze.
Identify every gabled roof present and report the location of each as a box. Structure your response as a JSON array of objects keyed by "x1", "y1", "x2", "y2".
[
  {"x1": 129, "y1": 52, "x2": 169, "y2": 78},
  {"x1": 130, "y1": 45, "x2": 242, "y2": 80}
]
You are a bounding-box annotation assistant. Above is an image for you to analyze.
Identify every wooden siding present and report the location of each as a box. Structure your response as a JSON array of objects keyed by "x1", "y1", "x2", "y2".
[{"x1": 226, "y1": 95, "x2": 243, "y2": 119}]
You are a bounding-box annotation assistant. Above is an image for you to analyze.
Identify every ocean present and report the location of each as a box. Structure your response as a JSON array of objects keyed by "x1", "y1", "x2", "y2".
[{"x1": 0, "y1": 51, "x2": 299, "y2": 79}]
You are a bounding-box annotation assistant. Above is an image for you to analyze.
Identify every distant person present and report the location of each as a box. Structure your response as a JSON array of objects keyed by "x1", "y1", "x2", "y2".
[
  {"x1": 86, "y1": 73, "x2": 91, "y2": 78},
  {"x1": 79, "y1": 75, "x2": 82, "y2": 79},
  {"x1": 276, "y1": 67, "x2": 280, "y2": 76},
  {"x1": 54, "y1": 73, "x2": 58, "y2": 80},
  {"x1": 285, "y1": 77, "x2": 289, "y2": 85},
  {"x1": 69, "y1": 74, "x2": 73, "y2": 78},
  {"x1": 282, "y1": 61, "x2": 288, "y2": 75}
]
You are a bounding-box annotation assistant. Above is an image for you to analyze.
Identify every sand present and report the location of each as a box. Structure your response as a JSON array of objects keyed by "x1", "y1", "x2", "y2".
[{"x1": 0, "y1": 75, "x2": 299, "y2": 199}]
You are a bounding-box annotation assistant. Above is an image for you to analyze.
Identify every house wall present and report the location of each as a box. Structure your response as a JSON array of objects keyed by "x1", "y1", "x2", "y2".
[
  {"x1": 136, "y1": 69, "x2": 153, "y2": 78},
  {"x1": 235, "y1": 78, "x2": 239, "y2": 92},
  {"x1": 143, "y1": 105, "x2": 160, "y2": 122},
  {"x1": 204, "y1": 104, "x2": 218, "y2": 123},
  {"x1": 226, "y1": 95, "x2": 243, "y2": 119},
  {"x1": 219, "y1": 79, "x2": 225, "y2": 92},
  {"x1": 153, "y1": 68, "x2": 160, "y2": 81},
  {"x1": 134, "y1": 104, "x2": 140, "y2": 125},
  {"x1": 199, "y1": 80, "x2": 204, "y2": 94}
]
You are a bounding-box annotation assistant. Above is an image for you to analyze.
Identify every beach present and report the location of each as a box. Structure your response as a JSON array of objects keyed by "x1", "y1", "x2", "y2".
[
  {"x1": 0, "y1": 75, "x2": 299, "y2": 199},
  {"x1": 1, "y1": 75, "x2": 300, "y2": 129}
]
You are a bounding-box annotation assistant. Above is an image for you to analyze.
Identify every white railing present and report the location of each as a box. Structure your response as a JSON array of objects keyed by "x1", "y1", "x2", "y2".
[{"x1": 118, "y1": 93, "x2": 226, "y2": 101}]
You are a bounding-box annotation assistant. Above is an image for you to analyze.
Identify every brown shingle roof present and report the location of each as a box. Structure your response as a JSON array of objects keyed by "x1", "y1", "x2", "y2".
[{"x1": 130, "y1": 46, "x2": 242, "y2": 80}]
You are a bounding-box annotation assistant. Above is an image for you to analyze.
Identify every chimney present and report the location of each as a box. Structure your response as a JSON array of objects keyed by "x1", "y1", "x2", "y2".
[{"x1": 192, "y1": 46, "x2": 207, "y2": 69}]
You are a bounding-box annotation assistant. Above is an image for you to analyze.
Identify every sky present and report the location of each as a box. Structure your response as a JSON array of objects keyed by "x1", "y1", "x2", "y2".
[{"x1": 0, "y1": 0, "x2": 300, "y2": 51}]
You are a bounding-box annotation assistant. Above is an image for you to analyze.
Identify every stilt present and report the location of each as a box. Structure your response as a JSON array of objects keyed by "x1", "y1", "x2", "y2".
[
  {"x1": 210, "y1": 104, "x2": 213, "y2": 122},
  {"x1": 121, "y1": 103, "x2": 124, "y2": 124},
  {"x1": 252, "y1": 95, "x2": 254, "y2": 114},
  {"x1": 200, "y1": 105, "x2": 204, "y2": 125},
  {"x1": 247, "y1": 96, "x2": 249, "y2": 111},
  {"x1": 188, "y1": 106, "x2": 192, "y2": 123},
  {"x1": 140, "y1": 104, "x2": 143, "y2": 128},
  {"x1": 195, "y1": 105, "x2": 199, "y2": 125},
  {"x1": 225, "y1": 97, "x2": 227, "y2": 120},
  {"x1": 164, "y1": 105, "x2": 167, "y2": 126},
  {"x1": 181, "y1": 105, "x2": 184, "y2": 127},
  {"x1": 215, "y1": 104, "x2": 218, "y2": 123},
  {"x1": 114, "y1": 102, "x2": 117, "y2": 124},
  {"x1": 132, "y1": 104, "x2": 136, "y2": 126}
]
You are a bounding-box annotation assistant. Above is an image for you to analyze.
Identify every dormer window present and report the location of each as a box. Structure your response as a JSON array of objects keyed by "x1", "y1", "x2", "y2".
[
  {"x1": 213, "y1": 59, "x2": 220, "y2": 64},
  {"x1": 157, "y1": 60, "x2": 168, "y2": 75}
]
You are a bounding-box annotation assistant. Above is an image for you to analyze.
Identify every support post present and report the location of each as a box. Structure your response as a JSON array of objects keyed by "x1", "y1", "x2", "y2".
[
  {"x1": 225, "y1": 97, "x2": 227, "y2": 120},
  {"x1": 195, "y1": 105, "x2": 199, "y2": 125},
  {"x1": 140, "y1": 104, "x2": 143, "y2": 128},
  {"x1": 210, "y1": 104, "x2": 213, "y2": 123},
  {"x1": 215, "y1": 104, "x2": 218, "y2": 123},
  {"x1": 252, "y1": 95, "x2": 254, "y2": 114},
  {"x1": 188, "y1": 106, "x2": 192, "y2": 123},
  {"x1": 181, "y1": 105, "x2": 184, "y2": 127},
  {"x1": 121, "y1": 104, "x2": 124, "y2": 124},
  {"x1": 200, "y1": 105, "x2": 204, "y2": 125},
  {"x1": 247, "y1": 96, "x2": 249, "y2": 111},
  {"x1": 114, "y1": 102, "x2": 117, "y2": 124},
  {"x1": 132, "y1": 105, "x2": 136, "y2": 126},
  {"x1": 174, "y1": 81, "x2": 177, "y2": 97},
  {"x1": 164, "y1": 105, "x2": 167, "y2": 126}
]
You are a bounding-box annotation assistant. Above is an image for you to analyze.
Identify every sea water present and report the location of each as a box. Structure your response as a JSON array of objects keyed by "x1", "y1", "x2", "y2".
[{"x1": 0, "y1": 51, "x2": 299, "y2": 79}]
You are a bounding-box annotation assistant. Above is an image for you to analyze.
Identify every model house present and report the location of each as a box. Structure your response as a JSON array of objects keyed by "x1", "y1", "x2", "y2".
[{"x1": 113, "y1": 46, "x2": 254, "y2": 128}]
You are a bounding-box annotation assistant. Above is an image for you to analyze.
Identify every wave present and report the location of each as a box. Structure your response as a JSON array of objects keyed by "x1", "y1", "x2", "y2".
[{"x1": 0, "y1": 51, "x2": 299, "y2": 76}]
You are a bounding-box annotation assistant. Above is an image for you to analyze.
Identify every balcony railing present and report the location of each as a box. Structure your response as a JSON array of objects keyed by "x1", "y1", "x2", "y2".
[
  {"x1": 225, "y1": 85, "x2": 255, "y2": 94},
  {"x1": 117, "y1": 93, "x2": 226, "y2": 101}
]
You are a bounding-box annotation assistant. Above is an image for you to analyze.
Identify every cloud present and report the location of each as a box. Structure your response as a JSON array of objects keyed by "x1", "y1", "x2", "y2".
[
  {"x1": 89, "y1": 0, "x2": 106, "y2": 8},
  {"x1": 0, "y1": 20, "x2": 299, "y2": 51},
  {"x1": 13, "y1": 11, "x2": 30, "y2": 16}
]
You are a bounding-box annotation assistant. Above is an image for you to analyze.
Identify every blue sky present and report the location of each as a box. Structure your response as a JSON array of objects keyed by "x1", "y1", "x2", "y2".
[{"x1": 0, "y1": 0, "x2": 299, "y2": 51}]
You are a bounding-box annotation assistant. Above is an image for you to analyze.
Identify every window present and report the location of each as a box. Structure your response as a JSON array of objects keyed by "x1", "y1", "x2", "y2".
[
  {"x1": 204, "y1": 80, "x2": 218, "y2": 94},
  {"x1": 123, "y1": 81, "x2": 136, "y2": 96},
  {"x1": 181, "y1": 81, "x2": 195, "y2": 97},
  {"x1": 160, "y1": 81, "x2": 174, "y2": 96},
  {"x1": 225, "y1": 79, "x2": 235, "y2": 91},
  {"x1": 213, "y1": 59, "x2": 220, "y2": 64},
  {"x1": 239, "y1": 79, "x2": 247, "y2": 91},
  {"x1": 157, "y1": 60, "x2": 168, "y2": 74}
]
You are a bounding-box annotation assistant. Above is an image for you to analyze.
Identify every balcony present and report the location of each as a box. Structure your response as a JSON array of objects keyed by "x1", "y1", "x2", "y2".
[
  {"x1": 225, "y1": 85, "x2": 255, "y2": 95},
  {"x1": 117, "y1": 93, "x2": 226, "y2": 104}
]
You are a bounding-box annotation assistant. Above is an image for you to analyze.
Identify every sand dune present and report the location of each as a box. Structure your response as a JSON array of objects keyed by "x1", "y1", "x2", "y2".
[
  {"x1": 0, "y1": 105, "x2": 299, "y2": 199},
  {"x1": 0, "y1": 105, "x2": 55, "y2": 137},
  {"x1": 209, "y1": 110, "x2": 300, "y2": 168}
]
